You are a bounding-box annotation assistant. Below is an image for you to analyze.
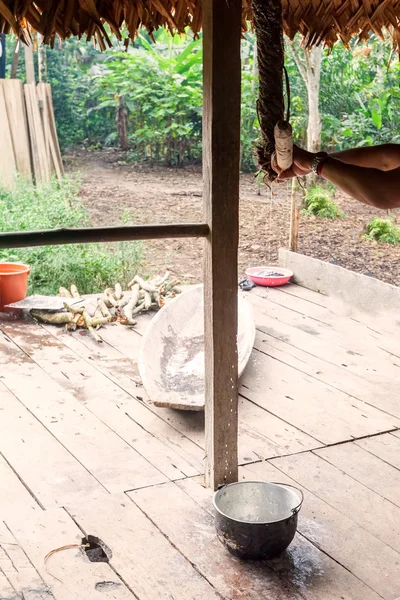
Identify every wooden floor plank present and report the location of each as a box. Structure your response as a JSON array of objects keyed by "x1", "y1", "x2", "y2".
[
  {"x1": 242, "y1": 460, "x2": 400, "y2": 599},
  {"x1": 176, "y1": 477, "x2": 381, "y2": 600},
  {"x1": 237, "y1": 395, "x2": 319, "y2": 456},
  {"x1": 356, "y1": 433, "x2": 400, "y2": 470},
  {"x1": 240, "y1": 348, "x2": 399, "y2": 444},
  {"x1": 252, "y1": 296, "x2": 398, "y2": 382},
  {"x1": 78, "y1": 297, "x2": 319, "y2": 459},
  {"x1": 0, "y1": 328, "x2": 169, "y2": 492},
  {"x1": 271, "y1": 450, "x2": 400, "y2": 552},
  {"x1": 99, "y1": 316, "x2": 151, "y2": 350},
  {"x1": 252, "y1": 286, "x2": 341, "y2": 327},
  {"x1": 254, "y1": 287, "x2": 370, "y2": 334},
  {"x1": 251, "y1": 305, "x2": 392, "y2": 385},
  {"x1": 269, "y1": 284, "x2": 331, "y2": 308},
  {"x1": 0, "y1": 521, "x2": 54, "y2": 599},
  {"x1": 0, "y1": 381, "x2": 105, "y2": 507},
  {"x1": 129, "y1": 482, "x2": 305, "y2": 600},
  {"x1": 34, "y1": 321, "x2": 318, "y2": 465},
  {"x1": 0, "y1": 453, "x2": 41, "y2": 519},
  {"x1": 68, "y1": 494, "x2": 222, "y2": 600},
  {"x1": 253, "y1": 286, "x2": 398, "y2": 350},
  {"x1": 5, "y1": 507, "x2": 134, "y2": 600},
  {"x1": 29, "y1": 320, "x2": 206, "y2": 473},
  {"x1": 254, "y1": 329, "x2": 400, "y2": 418},
  {"x1": 273, "y1": 285, "x2": 400, "y2": 340},
  {"x1": 248, "y1": 292, "x2": 398, "y2": 377},
  {"x1": 0, "y1": 569, "x2": 18, "y2": 599},
  {"x1": 315, "y1": 442, "x2": 400, "y2": 508}
]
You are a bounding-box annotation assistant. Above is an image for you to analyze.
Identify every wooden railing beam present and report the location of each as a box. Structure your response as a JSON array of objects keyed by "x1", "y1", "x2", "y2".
[{"x1": 0, "y1": 223, "x2": 210, "y2": 249}]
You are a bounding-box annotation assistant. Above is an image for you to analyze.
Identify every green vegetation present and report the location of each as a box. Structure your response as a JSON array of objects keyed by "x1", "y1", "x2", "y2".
[
  {"x1": 0, "y1": 178, "x2": 143, "y2": 295},
  {"x1": 285, "y1": 38, "x2": 400, "y2": 152},
  {"x1": 8, "y1": 31, "x2": 397, "y2": 171},
  {"x1": 365, "y1": 217, "x2": 400, "y2": 244},
  {"x1": 303, "y1": 185, "x2": 345, "y2": 219}
]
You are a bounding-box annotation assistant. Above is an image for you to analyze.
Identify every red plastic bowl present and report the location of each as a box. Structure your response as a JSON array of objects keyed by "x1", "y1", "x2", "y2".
[{"x1": 245, "y1": 266, "x2": 293, "y2": 287}]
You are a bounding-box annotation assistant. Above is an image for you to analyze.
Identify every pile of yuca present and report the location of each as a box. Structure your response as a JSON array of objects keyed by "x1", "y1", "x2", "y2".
[{"x1": 31, "y1": 272, "x2": 181, "y2": 343}]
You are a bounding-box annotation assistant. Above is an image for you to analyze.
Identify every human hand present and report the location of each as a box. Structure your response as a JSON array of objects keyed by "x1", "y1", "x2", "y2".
[{"x1": 272, "y1": 145, "x2": 315, "y2": 180}]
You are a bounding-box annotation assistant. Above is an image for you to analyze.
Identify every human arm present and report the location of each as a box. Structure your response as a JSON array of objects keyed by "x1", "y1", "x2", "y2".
[
  {"x1": 321, "y1": 160, "x2": 400, "y2": 209},
  {"x1": 330, "y1": 144, "x2": 400, "y2": 171},
  {"x1": 274, "y1": 145, "x2": 400, "y2": 210}
]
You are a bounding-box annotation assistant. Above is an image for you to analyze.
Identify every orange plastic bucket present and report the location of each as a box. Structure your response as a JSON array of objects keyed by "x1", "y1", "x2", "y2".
[{"x1": 0, "y1": 263, "x2": 30, "y2": 312}]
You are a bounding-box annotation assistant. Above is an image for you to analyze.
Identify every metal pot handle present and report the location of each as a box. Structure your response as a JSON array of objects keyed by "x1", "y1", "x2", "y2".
[{"x1": 270, "y1": 482, "x2": 304, "y2": 515}]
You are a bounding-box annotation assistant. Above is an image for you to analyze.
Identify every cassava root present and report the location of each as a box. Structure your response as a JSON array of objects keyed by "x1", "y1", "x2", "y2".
[{"x1": 32, "y1": 272, "x2": 182, "y2": 341}]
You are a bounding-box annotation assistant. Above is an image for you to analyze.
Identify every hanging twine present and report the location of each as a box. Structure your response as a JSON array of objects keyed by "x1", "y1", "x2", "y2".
[{"x1": 252, "y1": 0, "x2": 287, "y2": 180}]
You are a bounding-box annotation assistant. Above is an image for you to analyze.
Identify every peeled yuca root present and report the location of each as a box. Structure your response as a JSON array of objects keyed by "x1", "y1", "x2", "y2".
[{"x1": 31, "y1": 273, "x2": 182, "y2": 343}]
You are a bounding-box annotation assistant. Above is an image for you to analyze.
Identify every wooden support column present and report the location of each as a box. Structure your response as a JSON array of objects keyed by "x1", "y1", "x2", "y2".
[{"x1": 203, "y1": 0, "x2": 242, "y2": 489}]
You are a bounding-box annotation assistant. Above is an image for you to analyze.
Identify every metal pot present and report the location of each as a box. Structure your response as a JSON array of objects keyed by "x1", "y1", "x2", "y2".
[{"x1": 213, "y1": 481, "x2": 303, "y2": 560}]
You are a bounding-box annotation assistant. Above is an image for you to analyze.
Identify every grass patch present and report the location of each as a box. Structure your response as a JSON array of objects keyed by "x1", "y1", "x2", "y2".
[
  {"x1": 0, "y1": 177, "x2": 143, "y2": 295},
  {"x1": 303, "y1": 184, "x2": 345, "y2": 219},
  {"x1": 364, "y1": 217, "x2": 400, "y2": 245}
]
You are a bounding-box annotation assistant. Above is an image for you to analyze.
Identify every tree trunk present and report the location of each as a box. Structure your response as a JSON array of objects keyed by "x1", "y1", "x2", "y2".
[
  {"x1": 288, "y1": 40, "x2": 322, "y2": 153},
  {"x1": 38, "y1": 34, "x2": 47, "y2": 83},
  {"x1": 304, "y1": 45, "x2": 322, "y2": 152},
  {"x1": 240, "y1": 40, "x2": 258, "y2": 169},
  {"x1": 116, "y1": 95, "x2": 129, "y2": 150}
]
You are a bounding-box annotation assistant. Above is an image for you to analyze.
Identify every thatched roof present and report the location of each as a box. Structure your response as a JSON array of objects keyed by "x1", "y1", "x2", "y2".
[{"x1": 1, "y1": 1, "x2": 399, "y2": 49}]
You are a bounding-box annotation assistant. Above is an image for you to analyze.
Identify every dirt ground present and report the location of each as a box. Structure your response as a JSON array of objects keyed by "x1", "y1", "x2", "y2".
[{"x1": 66, "y1": 149, "x2": 400, "y2": 287}]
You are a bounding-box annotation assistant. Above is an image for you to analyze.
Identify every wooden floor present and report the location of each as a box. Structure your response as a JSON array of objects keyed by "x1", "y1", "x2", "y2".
[{"x1": 0, "y1": 283, "x2": 399, "y2": 600}]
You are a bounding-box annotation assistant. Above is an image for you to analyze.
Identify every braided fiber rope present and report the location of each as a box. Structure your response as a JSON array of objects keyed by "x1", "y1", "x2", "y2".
[{"x1": 252, "y1": 0, "x2": 285, "y2": 181}]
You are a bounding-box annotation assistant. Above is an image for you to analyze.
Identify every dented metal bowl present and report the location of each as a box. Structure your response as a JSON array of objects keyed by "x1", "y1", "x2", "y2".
[{"x1": 213, "y1": 481, "x2": 303, "y2": 560}]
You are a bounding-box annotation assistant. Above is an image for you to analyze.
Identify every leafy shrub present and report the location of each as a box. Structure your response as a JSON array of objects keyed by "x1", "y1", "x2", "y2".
[
  {"x1": 364, "y1": 217, "x2": 400, "y2": 244},
  {"x1": 303, "y1": 185, "x2": 345, "y2": 219},
  {"x1": 7, "y1": 29, "x2": 398, "y2": 169},
  {"x1": 0, "y1": 178, "x2": 143, "y2": 295}
]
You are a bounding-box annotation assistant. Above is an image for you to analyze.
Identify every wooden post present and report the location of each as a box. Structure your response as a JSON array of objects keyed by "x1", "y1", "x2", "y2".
[
  {"x1": 24, "y1": 44, "x2": 35, "y2": 84},
  {"x1": 203, "y1": 0, "x2": 242, "y2": 489},
  {"x1": 289, "y1": 178, "x2": 300, "y2": 252}
]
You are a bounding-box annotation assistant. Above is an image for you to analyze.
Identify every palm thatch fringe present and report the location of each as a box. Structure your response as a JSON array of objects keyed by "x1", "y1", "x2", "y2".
[{"x1": 0, "y1": 0, "x2": 398, "y2": 49}]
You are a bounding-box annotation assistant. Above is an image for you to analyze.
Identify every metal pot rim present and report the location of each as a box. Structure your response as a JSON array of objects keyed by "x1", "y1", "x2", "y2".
[{"x1": 213, "y1": 480, "x2": 304, "y2": 525}]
